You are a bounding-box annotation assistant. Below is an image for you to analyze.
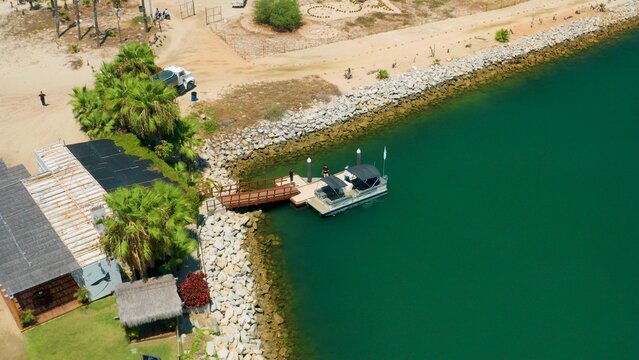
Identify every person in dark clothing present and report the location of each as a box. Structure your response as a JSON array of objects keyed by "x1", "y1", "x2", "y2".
[
  {"x1": 289, "y1": 169, "x2": 294, "y2": 183},
  {"x1": 38, "y1": 91, "x2": 47, "y2": 106},
  {"x1": 322, "y1": 164, "x2": 330, "y2": 177}
]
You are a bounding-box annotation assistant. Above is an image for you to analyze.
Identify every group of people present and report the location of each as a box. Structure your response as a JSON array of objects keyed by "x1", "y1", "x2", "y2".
[{"x1": 155, "y1": 8, "x2": 171, "y2": 20}]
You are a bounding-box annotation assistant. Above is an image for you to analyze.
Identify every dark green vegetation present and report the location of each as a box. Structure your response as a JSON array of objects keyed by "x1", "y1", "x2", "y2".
[
  {"x1": 495, "y1": 28, "x2": 510, "y2": 42},
  {"x1": 254, "y1": 0, "x2": 302, "y2": 32},
  {"x1": 25, "y1": 297, "x2": 176, "y2": 360},
  {"x1": 74, "y1": 287, "x2": 90, "y2": 304},
  {"x1": 261, "y1": 29, "x2": 639, "y2": 359},
  {"x1": 70, "y1": 42, "x2": 207, "y2": 186},
  {"x1": 100, "y1": 181, "x2": 197, "y2": 279}
]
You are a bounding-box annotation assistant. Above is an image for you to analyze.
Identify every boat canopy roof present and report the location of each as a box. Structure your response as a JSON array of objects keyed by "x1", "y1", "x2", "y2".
[
  {"x1": 348, "y1": 164, "x2": 381, "y2": 181},
  {"x1": 320, "y1": 175, "x2": 347, "y2": 190}
]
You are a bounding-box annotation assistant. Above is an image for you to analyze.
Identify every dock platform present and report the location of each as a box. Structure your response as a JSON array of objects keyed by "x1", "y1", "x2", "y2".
[{"x1": 289, "y1": 171, "x2": 348, "y2": 206}]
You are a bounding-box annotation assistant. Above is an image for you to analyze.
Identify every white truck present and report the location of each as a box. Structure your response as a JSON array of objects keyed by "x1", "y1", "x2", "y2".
[
  {"x1": 231, "y1": 0, "x2": 247, "y2": 8},
  {"x1": 152, "y1": 65, "x2": 196, "y2": 95}
]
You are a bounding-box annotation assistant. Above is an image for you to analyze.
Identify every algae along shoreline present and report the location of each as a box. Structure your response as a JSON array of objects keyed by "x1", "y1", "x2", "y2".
[
  {"x1": 231, "y1": 15, "x2": 639, "y2": 180},
  {"x1": 254, "y1": 27, "x2": 639, "y2": 359}
]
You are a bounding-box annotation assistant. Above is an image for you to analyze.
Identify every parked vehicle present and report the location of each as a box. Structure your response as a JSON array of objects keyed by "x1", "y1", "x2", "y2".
[{"x1": 152, "y1": 66, "x2": 195, "y2": 95}]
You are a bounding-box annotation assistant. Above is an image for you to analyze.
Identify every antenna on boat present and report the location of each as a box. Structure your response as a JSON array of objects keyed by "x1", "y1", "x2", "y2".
[{"x1": 382, "y1": 146, "x2": 387, "y2": 176}]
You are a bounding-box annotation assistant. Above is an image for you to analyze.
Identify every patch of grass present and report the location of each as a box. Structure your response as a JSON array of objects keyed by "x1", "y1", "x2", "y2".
[
  {"x1": 200, "y1": 120, "x2": 218, "y2": 135},
  {"x1": 442, "y1": 7, "x2": 454, "y2": 17},
  {"x1": 25, "y1": 297, "x2": 177, "y2": 360},
  {"x1": 69, "y1": 43, "x2": 80, "y2": 54},
  {"x1": 427, "y1": 0, "x2": 448, "y2": 7},
  {"x1": 131, "y1": 15, "x2": 150, "y2": 25},
  {"x1": 265, "y1": 104, "x2": 285, "y2": 121},
  {"x1": 354, "y1": 15, "x2": 376, "y2": 27},
  {"x1": 414, "y1": 0, "x2": 426, "y2": 5},
  {"x1": 372, "y1": 11, "x2": 386, "y2": 19},
  {"x1": 194, "y1": 76, "x2": 340, "y2": 130}
]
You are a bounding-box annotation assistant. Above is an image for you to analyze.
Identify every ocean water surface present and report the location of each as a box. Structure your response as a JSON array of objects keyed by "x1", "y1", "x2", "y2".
[{"x1": 258, "y1": 29, "x2": 639, "y2": 359}]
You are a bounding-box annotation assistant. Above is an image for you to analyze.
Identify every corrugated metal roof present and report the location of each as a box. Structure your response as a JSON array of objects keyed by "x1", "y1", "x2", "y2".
[
  {"x1": 0, "y1": 160, "x2": 80, "y2": 296},
  {"x1": 24, "y1": 145, "x2": 110, "y2": 267}
]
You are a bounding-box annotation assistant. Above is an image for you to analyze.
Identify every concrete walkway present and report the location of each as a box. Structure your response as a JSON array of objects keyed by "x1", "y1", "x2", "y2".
[{"x1": 0, "y1": 297, "x2": 26, "y2": 360}]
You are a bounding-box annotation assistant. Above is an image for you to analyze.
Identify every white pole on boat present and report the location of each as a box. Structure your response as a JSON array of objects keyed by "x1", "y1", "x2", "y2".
[
  {"x1": 307, "y1": 157, "x2": 312, "y2": 183},
  {"x1": 383, "y1": 146, "x2": 387, "y2": 176},
  {"x1": 356, "y1": 148, "x2": 361, "y2": 165}
]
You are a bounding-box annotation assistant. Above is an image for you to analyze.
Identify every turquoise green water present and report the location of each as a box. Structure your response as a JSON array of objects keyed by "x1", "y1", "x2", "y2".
[{"x1": 260, "y1": 29, "x2": 639, "y2": 359}]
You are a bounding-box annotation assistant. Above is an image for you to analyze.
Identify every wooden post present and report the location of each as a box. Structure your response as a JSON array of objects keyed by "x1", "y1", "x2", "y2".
[
  {"x1": 53, "y1": 0, "x2": 60, "y2": 37},
  {"x1": 140, "y1": 0, "x2": 148, "y2": 32},
  {"x1": 306, "y1": 157, "x2": 312, "y2": 183},
  {"x1": 74, "y1": 0, "x2": 81, "y2": 40},
  {"x1": 92, "y1": 0, "x2": 99, "y2": 46}
]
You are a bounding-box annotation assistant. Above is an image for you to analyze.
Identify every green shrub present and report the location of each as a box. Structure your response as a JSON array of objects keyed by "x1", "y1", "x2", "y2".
[
  {"x1": 83, "y1": 0, "x2": 90, "y2": 5},
  {"x1": 254, "y1": 0, "x2": 302, "y2": 32},
  {"x1": 70, "y1": 43, "x2": 80, "y2": 54},
  {"x1": 376, "y1": 69, "x2": 389, "y2": 80},
  {"x1": 154, "y1": 140, "x2": 175, "y2": 160},
  {"x1": 495, "y1": 28, "x2": 510, "y2": 43},
  {"x1": 74, "y1": 287, "x2": 91, "y2": 304},
  {"x1": 124, "y1": 326, "x2": 139, "y2": 340},
  {"x1": 131, "y1": 15, "x2": 150, "y2": 25},
  {"x1": 265, "y1": 104, "x2": 284, "y2": 121},
  {"x1": 254, "y1": 0, "x2": 271, "y2": 24},
  {"x1": 20, "y1": 308, "x2": 36, "y2": 327}
]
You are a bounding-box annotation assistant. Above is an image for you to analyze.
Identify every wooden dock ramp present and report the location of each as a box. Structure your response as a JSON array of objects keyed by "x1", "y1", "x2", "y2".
[{"x1": 213, "y1": 177, "x2": 300, "y2": 209}]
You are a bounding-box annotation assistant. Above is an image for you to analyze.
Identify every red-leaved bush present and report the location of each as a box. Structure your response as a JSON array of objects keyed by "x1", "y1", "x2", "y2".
[{"x1": 178, "y1": 272, "x2": 211, "y2": 308}]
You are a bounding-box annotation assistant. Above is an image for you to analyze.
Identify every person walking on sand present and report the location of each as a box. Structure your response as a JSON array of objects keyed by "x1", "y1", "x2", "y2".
[{"x1": 38, "y1": 91, "x2": 47, "y2": 107}]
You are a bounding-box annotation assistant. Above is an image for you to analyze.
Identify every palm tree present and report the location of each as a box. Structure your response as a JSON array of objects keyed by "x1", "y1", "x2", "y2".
[
  {"x1": 105, "y1": 74, "x2": 179, "y2": 139},
  {"x1": 100, "y1": 182, "x2": 196, "y2": 279},
  {"x1": 113, "y1": 42, "x2": 157, "y2": 76},
  {"x1": 173, "y1": 116, "x2": 204, "y2": 164},
  {"x1": 70, "y1": 86, "x2": 114, "y2": 138}
]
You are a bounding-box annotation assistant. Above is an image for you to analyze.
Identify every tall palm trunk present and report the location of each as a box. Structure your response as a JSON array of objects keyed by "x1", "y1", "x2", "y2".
[
  {"x1": 74, "y1": 0, "x2": 81, "y2": 40},
  {"x1": 53, "y1": 0, "x2": 61, "y2": 37},
  {"x1": 92, "y1": 0, "x2": 99, "y2": 35}
]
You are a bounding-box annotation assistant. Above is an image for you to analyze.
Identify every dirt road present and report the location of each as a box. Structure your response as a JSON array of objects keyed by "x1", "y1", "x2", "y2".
[{"x1": 0, "y1": 297, "x2": 25, "y2": 360}]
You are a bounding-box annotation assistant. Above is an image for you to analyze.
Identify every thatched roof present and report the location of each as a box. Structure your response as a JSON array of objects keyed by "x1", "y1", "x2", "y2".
[{"x1": 114, "y1": 275, "x2": 182, "y2": 327}]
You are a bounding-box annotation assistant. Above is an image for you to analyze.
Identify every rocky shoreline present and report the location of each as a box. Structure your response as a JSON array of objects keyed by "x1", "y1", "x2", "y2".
[{"x1": 196, "y1": 3, "x2": 639, "y2": 359}]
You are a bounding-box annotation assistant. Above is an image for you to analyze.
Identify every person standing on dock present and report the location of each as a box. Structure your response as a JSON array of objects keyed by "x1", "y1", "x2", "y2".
[
  {"x1": 322, "y1": 164, "x2": 330, "y2": 177},
  {"x1": 289, "y1": 169, "x2": 294, "y2": 184}
]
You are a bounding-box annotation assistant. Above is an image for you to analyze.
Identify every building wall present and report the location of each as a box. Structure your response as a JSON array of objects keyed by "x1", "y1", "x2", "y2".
[
  {"x1": 14, "y1": 274, "x2": 79, "y2": 315},
  {"x1": 72, "y1": 258, "x2": 123, "y2": 301}
]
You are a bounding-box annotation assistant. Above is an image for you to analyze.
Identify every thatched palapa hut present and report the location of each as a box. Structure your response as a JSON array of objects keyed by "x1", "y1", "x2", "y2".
[{"x1": 114, "y1": 275, "x2": 182, "y2": 327}]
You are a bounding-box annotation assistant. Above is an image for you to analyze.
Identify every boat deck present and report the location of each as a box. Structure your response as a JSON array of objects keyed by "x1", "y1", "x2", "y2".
[{"x1": 290, "y1": 171, "x2": 349, "y2": 206}]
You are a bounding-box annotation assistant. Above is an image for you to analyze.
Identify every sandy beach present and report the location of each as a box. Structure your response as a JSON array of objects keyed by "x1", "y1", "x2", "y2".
[{"x1": 0, "y1": 0, "x2": 621, "y2": 171}]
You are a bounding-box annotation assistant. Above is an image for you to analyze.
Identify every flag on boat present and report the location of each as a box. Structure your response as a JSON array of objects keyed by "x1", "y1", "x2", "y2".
[{"x1": 383, "y1": 146, "x2": 387, "y2": 160}]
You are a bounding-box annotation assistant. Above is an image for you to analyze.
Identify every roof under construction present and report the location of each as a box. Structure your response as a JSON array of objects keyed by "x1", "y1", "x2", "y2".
[
  {"x1": 0, "y1": 160, "x2": 80, "y2": 296},
  {"x1": 28, "y1": 144, "x2": 109, "y2": 267}
]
